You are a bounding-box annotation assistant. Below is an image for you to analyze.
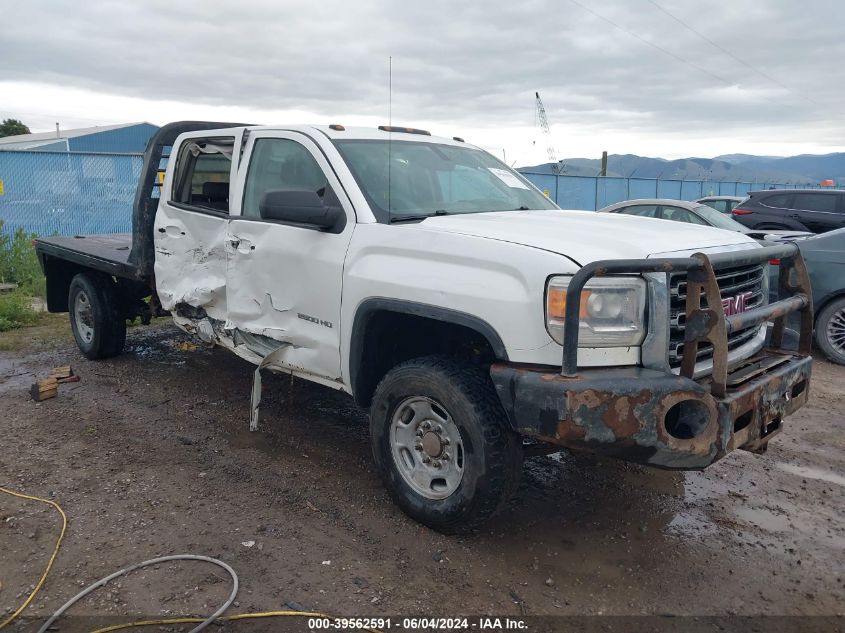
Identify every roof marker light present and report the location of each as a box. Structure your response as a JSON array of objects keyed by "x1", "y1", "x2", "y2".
[{"x1": 378, "y1": 126, "x2": 431, "y2": 136}]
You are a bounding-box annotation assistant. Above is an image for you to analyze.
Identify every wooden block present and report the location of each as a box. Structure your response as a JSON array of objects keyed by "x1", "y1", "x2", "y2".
[
  {"x1": 50, "y1": 366, "x2": 74, "y2": 380},
  {"x1": 57, "y1": 375, "x2": 80, "y2": 384},
  {"x1": 30, "y1": 377, "x2": 58, "y2": 402}
]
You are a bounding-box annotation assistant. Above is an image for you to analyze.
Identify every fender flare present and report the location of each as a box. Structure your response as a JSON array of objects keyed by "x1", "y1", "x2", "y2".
[{"x1": 348, "y1": 298, "x2": 509, "y2": 401}]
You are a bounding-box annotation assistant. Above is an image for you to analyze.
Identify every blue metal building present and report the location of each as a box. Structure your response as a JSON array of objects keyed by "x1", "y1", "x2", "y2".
[{"x1": 0, "y1": 122, "x2": 158, "y2": 153}]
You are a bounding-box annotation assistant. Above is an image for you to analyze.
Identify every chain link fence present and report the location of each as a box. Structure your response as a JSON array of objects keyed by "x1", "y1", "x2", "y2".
[
  {"x1": 520, "y1": 172, "x2": 827, "y2": 211},
  {"x1": 0, "y1": 150, "x2": 143, "y2": 236}
]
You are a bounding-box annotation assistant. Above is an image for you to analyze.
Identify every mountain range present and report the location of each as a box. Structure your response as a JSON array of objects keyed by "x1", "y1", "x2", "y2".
[{"x1": 519, "y1": 152, "x2": 845, "y2": 185}]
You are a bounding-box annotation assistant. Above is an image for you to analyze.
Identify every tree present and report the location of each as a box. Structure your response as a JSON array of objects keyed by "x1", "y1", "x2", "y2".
[{"x1": 0, "y1": 119, "x2": 31, "y2": 138}]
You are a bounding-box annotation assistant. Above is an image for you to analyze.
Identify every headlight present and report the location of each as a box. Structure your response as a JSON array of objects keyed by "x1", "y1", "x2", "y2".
[{"x1": 546, "y1": 276, "x2": 647, "y2": 347}]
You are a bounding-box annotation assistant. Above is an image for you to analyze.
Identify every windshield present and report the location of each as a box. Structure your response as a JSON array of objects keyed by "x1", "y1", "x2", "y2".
[
  {"x1": 333, "y1": 139, "x2": 557, "y2": 222},
  {"x1": 693, "y1": 204, "x2": 749, "y2": 232}
]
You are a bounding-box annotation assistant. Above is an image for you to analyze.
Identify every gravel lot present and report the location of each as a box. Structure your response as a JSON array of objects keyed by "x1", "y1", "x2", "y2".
[{"x1": 1, "y1": 318, "x2": 843, "y2": 631}]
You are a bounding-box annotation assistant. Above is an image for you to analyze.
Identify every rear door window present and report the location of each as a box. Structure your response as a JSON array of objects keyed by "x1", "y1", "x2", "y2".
[
  {"x1": 171, "y1": 137, "x2": 234, "y2": 213},
  {"x1": 760, "y1": 193, "x2": 794, "y2": 209},
  {"x1": 794, "y1": 193, "x2": 838, "y2": 213},
  {"x1": 661, "y1": 206, "x2": 708, "y2": 225},
  {"x1": 703, "y1": 199, "x2": 728, "y2": 213},
  {"x1": 617, "y1": 204, "x2": 658, "y2": 218}
]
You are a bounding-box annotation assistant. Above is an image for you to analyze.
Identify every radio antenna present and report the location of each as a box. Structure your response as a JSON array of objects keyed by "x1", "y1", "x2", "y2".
[{"x1": 388, "y1": 55, "x2": 392, "y2": 219}]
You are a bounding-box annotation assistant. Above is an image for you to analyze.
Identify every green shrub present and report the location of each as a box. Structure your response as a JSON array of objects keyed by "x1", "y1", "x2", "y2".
[
  {"x1": 0, "y1": 220, "x2": 45, "y2": 297},
  {"x1": 0, "y1": 291, "x2": 38, "y2": 331}
]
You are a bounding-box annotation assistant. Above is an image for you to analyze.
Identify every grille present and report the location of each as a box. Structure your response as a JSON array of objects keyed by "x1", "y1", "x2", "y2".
[{"x1": 668, "y1": 264, "x2": 766, "y2": 367}]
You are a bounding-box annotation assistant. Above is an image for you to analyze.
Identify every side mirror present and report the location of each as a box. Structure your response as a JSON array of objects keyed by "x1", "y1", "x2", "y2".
[{"x1": 258, "y1": 190, "x2": 344, "y2": 232}]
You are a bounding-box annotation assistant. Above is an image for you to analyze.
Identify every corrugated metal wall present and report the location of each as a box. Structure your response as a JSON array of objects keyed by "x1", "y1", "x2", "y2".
[{"x1": 67, "y1": 123, "x2": 158, "y2": 153}]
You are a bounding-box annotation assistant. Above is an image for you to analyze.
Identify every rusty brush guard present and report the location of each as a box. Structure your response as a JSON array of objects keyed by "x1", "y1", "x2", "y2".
[
  {"x1": 493, "y1": 243, "x2": 814, "y2": 469},
  {"x1": 561, "y1": 243, "x2": 813, "y2": 390}
]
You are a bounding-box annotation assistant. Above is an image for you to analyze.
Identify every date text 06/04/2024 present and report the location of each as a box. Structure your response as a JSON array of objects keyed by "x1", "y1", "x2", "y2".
[{"x1": 307, "y1": 617, "x2": 528, "y2": 631}]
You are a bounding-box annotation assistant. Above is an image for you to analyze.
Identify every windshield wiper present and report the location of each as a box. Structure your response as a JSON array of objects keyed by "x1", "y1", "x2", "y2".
[{"x1": 390, "y1": 209, "x2": 450, "y2": 223}]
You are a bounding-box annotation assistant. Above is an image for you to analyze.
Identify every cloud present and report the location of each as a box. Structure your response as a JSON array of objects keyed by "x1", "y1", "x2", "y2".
[{"x1": 1, "y1": 0, "x2": 844, "y2": 164}]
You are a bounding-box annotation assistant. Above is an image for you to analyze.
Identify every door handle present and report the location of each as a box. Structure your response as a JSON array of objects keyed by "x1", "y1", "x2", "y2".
[
  {"x1": 158, "y1": 227, "x2": 186, "y2": 236},
  {"x1": 227, "y1": 237, "x2": 254, "y2": 250}
]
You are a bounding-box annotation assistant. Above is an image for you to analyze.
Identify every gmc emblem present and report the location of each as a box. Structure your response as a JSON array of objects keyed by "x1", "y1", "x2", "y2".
[{"x1": 722, "y1": 291, "x2": 754, "y2": 316}]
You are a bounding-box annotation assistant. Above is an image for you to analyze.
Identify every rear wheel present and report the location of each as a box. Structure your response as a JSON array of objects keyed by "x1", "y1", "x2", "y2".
[
  {"x1": 816, "y1": 297, "x2": 845, "y2": 365},
  {"x1": 68, "y1": 273, "x2": 126, "y2": 360},
  {"x1": 370, "y1": 356, "x2": 522, "y2": 533}
]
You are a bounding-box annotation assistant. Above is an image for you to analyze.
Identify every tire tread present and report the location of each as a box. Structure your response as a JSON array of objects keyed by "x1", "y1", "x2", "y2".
[
  {"x1": 69, "y1": 273, "x2": 126, "y2": 360},
  {"x1": 370, "y1": 355, "x2": 521, "y2": 533}
]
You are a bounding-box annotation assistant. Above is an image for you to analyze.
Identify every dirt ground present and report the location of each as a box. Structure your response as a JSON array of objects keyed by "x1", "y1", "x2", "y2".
[{"x1": 1, "y1": 317, "x2": 843, "y2": 632}]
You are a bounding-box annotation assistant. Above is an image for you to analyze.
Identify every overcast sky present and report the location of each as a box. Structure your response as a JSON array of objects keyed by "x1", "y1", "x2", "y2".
[{"x1": 1, "y1": 0, "x2": 843, "y2": 165}]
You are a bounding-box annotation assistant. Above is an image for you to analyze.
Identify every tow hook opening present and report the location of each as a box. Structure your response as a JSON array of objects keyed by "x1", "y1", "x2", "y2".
[
  {"x1": 663, "y1": 399, "x2": 711, "y2": 440},
  {"x1": 734, "y1": 409, "x2": 754, "y2": 433},
  {"x1": 763, "y1": 416, "x2": 782, "y2": 437},
  {"x1": 791, "y1": 380, "x2": 807, "y2": 400}
]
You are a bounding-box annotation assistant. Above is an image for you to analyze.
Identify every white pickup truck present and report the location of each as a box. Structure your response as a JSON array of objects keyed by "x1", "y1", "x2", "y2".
[{"x1": 35, "y1": 121, "x2": 814, "y2": 532}]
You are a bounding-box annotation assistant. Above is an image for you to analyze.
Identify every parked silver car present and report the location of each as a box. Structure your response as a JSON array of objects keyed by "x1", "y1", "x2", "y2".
[
  {"x1": 696, "y1": 195, "x2": 746, "y2": 214},
  {"x1": 598, "y1": 198, "x2": 812, "y2": 242}
]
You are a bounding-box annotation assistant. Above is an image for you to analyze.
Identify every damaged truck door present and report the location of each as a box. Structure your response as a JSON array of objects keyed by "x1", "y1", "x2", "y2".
[
  {"x1": 155, "y1": 132, "x2": 243, "y2": 333},
  {"x1": 224, "y1": 132, "x2": 354, "y2": 384}
]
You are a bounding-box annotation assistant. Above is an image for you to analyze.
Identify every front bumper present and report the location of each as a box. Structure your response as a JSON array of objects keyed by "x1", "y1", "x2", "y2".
[
  {"x1": 493, "y1": 243, "x2": 815, "y2": 470},
  {"x1": 491, "y1": 350, "x2": 811, "y2": 469}
]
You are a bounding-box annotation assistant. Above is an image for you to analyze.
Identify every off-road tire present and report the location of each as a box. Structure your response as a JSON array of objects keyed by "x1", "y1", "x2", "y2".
[
  {"x1": 68, "y1": 273, "x2": 126, "y2": 360},
  {"x1": 370, "y1": 356, "x2": 522, "y2": 533},
  {"x1": 815, "y1": 297, "x2": 845, "y2": 365}
]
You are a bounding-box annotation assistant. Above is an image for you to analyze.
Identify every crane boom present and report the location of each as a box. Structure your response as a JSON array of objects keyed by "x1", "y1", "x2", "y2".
[{"x1": 534, "y1": 91, "x2": 560, "y2": 174}]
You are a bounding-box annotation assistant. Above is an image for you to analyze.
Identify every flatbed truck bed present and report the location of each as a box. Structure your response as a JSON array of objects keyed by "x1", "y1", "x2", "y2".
[
  {"x1": 34, "y1": 233, "x2": 152, "y2": 318},
  {"x1": 35, "y1": 234, "x2": 138, "y2": 280}
]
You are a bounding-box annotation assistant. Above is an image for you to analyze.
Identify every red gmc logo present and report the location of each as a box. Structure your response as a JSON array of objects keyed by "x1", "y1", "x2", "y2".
[{"x1": 722, "y1": 291, "x2": 753, "y2": 316}]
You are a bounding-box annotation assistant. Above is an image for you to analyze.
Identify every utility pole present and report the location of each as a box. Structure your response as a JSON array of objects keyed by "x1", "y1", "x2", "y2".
[{"x1": 599, "y1": 151, "x2": 608, "y2": 177}]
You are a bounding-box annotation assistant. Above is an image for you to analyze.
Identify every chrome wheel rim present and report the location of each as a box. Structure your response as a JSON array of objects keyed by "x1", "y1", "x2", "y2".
[
  {"x1": 827, "y1": 306, "x2": 845, "y2": 355},
  {"x1": 389, "y1": 396, "x2": 464, "y2": 500},
  {"x1": 73, "y1": 290, "x2": 94, "y2": 343}
]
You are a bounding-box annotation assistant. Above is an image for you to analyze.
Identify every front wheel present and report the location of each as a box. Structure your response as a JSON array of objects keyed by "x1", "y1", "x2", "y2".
[
  {"x1": 816, "y1": 297, "x2": 845, "y2": 365},
  {"x1": 370, "y1": 356, "x2": 522, "y2": 533},
  {"x1": 68, "y1": 273, "x2": 127, "y2": 360}
]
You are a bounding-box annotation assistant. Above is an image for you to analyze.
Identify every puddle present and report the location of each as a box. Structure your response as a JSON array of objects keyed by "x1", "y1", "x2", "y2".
[
  {"x1": 124, "y1": 329, "x2": 192, "y2": 366},
  {"x1": 667, "y1": 507, "x2": 722, "y2": 539},
  {"x1": 774, "y1": 462, "x2": 845, "y2": 487},
  {"x1": 731, "y1": 504, "x2": 793, "y2": 532}
]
